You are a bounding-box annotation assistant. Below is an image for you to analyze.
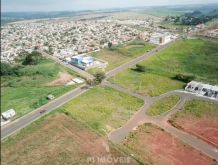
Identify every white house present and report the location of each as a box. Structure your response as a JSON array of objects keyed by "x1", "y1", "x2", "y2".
[
  {"x1": 185, "y1": 81, "x2": 218, "y2": 99},
  {"x1": 1, "y1": 109, "x2": 16, "y2": 120},
  {"x1": 149, "y1": 32, "x2": 172, "y2": 45}
]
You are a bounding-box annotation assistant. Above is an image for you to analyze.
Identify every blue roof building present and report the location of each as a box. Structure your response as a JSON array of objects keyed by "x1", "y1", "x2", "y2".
[{"x1": 71, "y1": 55, "x2": 94, "y2": 69}]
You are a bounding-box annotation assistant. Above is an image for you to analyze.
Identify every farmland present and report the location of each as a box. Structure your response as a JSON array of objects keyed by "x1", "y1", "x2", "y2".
[
  {"x1": 122, "y1": 123, "x2": 214, "y2": 165},
  {"x1": 147, "y1": 95, "x2": 180, "y2": 116},
  {"x1": 1, "y1": 113, "x2": 137, "y2": 165},
  {"x1": 88, "y1": 40, "x2": 155, "y2": 74},
  {"x1": 58, "y1": 86, "x2": 144, "y2": 134},
  {"x1": 1, "y1": 58, "x2": 79, "y2": 118},
  {"x1": 111, "y1": 38, "x2": 218, "y2": 96},
  {"x1": 169, "y1": 100, "x2": 218, "y2": 148}
]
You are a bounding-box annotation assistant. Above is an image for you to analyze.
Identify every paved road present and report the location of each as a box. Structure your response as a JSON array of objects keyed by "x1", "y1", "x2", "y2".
[{"x1": 1, "y1": 85, "x2": 89, "y2": 140}]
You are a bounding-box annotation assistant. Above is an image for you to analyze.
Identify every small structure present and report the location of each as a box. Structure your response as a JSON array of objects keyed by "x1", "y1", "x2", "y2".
[
  {"x1": 73, "y1": 78, "x2": 84, "y2": 84},
  {"x1": 1, "y1": 109, "x2": 16, "y2": 120},
  {"x1": 47, "y1": 94, "x2": 55, "y2": 100},
  {"x1": 149, "y1": 32, "x2": 172, "y2": 45},
  {"x1": 185, "y1": 81, "x2": 218, "y2": 100}
]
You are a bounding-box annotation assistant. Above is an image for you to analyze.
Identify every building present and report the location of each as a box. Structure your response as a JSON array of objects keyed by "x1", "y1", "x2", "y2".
[
  {"x1": 47, "y1": 94, "x2": 55, "y2": 100},
  {"x1": 185, "y1": 81, "x2": 218, "y2": 99},
  {"x1": 71, "y1": 55, "x2": 94, "y2": 69},
  {"x1": 1, "y1": 109, "x2": 16, "y2": 120},
  {"x1": 206, "y1": 29, "x2": 218, "y2": 38},
  {"x1": 149, "y1": 32, "x2": 172, "y2": 45}
]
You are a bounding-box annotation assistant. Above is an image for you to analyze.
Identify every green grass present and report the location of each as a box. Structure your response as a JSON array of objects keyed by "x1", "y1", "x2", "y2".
[
  {"x1": 88, "y1": 40, "x2": 155, "y2": 74},
  {"x1": 147, "y1": 96, "x2": 180, "y2": 116},
  {"x1": 172, "y1": 100, "x2": 218, "y2": 119},
  {"x1": 58, "y1": 86, "x2": 144, "y2": 134},
  {"x1": 1, "y1": 58, "x2": 79, "y2": 118},
  {"x1": 111, "y1": 38, "x2": 218, "y2": 96}
]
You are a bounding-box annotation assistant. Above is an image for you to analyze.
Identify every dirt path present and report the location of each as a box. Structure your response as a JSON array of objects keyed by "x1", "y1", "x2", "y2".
[{"x1": 48, "y1": 72, "x2": 73, "y2": 86}]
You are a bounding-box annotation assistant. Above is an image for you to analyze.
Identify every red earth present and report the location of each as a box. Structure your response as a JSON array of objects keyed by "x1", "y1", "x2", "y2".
[
  {"x1": 169, "y1": 117, "x2": 218, "y2": 148},
  {"x1": 123, "y1": 123, "x2": 215, "y2": 165}
]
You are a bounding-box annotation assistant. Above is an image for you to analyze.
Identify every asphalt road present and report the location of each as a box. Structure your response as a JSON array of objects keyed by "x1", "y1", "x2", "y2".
[{"x1": 1, "y1": 85, "x2": 89, "y2": 140}]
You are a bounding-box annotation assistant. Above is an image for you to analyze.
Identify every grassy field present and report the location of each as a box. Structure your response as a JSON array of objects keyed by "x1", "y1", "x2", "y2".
[
  {"x1": 1, "y1": 113, "x2": 137, "y2": 165},
  {"x1": 171, "y1": 100, "x2": 218, "y2": 119},
  {"x1": 88, "y1": 40, "x2": 155, "y2": 74},
  {"x1": 111, "y1": 38, "x2": 218, "y2": 96},
  {"x1": 58, "y1": 86, "x2": 144, "y2": 134},
  {"x1": 1, "y1": 58, "x2": 79, "y2": 118},
  {"x1": 147, "y1": 96, "x2": 180, "y2": 116}
]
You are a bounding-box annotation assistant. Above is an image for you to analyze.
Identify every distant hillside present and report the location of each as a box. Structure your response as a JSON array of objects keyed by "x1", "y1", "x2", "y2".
[{"x1": 165, "y1": 8, "x2": 218, "y2": 26}]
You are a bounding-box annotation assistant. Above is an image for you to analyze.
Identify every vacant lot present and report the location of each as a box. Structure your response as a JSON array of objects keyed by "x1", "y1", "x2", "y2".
[
  {"x1": 147, "y1": 95, "x2": 180, "y2": 116},
  {"x1": 1, "y1": 113, "x2": 137, "y2": 165},
  {"x1": 1, "y1": 58, "x2": 78, "y2": 118},
  {"x1": 169, "y1": 100, "x2": 218, "y2": 148},
  {"x1": 58, "y1": 86, "x2": 144, "y2": 134},
  {"x1": 111, "y1": 39, "x2": 218, "y2": 96},
  {"x1": 122, "y1": 123, "x2": 214, "y2": 165},
  {"x1": 88, "y1": 40, "x2": 155, "y2": 74}
]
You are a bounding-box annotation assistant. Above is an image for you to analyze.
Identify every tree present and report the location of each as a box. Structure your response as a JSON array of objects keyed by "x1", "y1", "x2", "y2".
[
  {"x1": 0, "y1": 63, "x2": 14, "y2": 76},
  {"x1": 135, "y1": 64, "x2": 146, "y2": 72},
  {"x1": 94, "y1": 71, "x2": 105, "y2": 84},
  {"x1": 22, "y1": 51, "x2": 42, "y2": 65},
  {"x1": 108, "y1": 42, "x2": 113, "y2": 49}
]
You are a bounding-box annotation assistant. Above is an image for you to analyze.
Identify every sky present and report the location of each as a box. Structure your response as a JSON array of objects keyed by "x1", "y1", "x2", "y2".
[{"x1": 2, "y1": 0, "x2": 218, "y2": 12}]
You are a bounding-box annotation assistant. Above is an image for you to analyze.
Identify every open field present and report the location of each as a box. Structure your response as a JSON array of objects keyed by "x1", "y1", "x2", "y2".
[
  {"x1": 111, "y1": 38, "x2": 218, "y2": 96},
  {"x1": 169, "y1": 100, "x2": 218, "y2": 148},
  {"x1": 147, "y1": 95, "x2": 180, "y2": 116},
  {"x1": 88, "y1": 40, "x2": 155, "y2": 74},
  {"x1": 58, "y1": 86, "x2": 144, "y2": 134},
  {"x1": 1, "y1": 58, "x2": 79, "y2": 118},
  {"x1": 122, "y1": 123, "x2": 214, "y2": 165},
  {"x1": 1, "y1": 113, "x2": 137, "y2": 165}
]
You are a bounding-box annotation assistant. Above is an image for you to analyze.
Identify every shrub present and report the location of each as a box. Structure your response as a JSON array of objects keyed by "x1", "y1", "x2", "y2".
[
  {"x1": 0, "y1": 63, "x2": 15, "y2": 76},
  {"x1": 22, "y1": 51, "x2": 43, "y2": 65},
  {"x1": 174, "y1": 74, "x2": 195, "y2": 83},
  {"x1": 94, "y1": 71, "x2": 106, "y2": 84},
  {"x1": 135, "y1": 64, "x2": 146, "y2": 72}
]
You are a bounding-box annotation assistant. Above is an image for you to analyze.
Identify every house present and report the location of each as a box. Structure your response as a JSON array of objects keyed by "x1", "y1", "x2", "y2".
[
  {"x1": 1, "y1": 109, "x2": 16, "y2": 120},
  {"x1": 185, "y1": 81, "x2": 218, "y2": 100},
  {"x1": 149, "y1": 32, "x2": 172, "y2": 45},
  {"x1": 71, "y1": 55, "x2": 94, "y2": 69},
  {"x1": 47, "y1": 94, "x2": 55, "y2": 100}
]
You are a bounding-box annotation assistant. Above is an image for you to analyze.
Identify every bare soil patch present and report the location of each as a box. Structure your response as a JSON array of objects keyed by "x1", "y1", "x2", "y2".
[
  {"x1": 169, "y1": 100, "x2": 218, "y2": 148},
  {"x1": 123, "y1": 123, "x2": 214, "y2": 165},
  {"x1": 169, "y1": 116, "x2": 218, "y2": 148},
  {"x1": 1, "y1": 114, "x2": 137, "y2": 165},
  {"x1": 48, "y1": 72, "x2": 73, "y2": 86}
]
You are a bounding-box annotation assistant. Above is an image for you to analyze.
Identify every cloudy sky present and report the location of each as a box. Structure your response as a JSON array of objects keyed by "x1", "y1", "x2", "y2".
[{"x1": 2, "y1": 0, "x2": 218, "y2": 12}]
